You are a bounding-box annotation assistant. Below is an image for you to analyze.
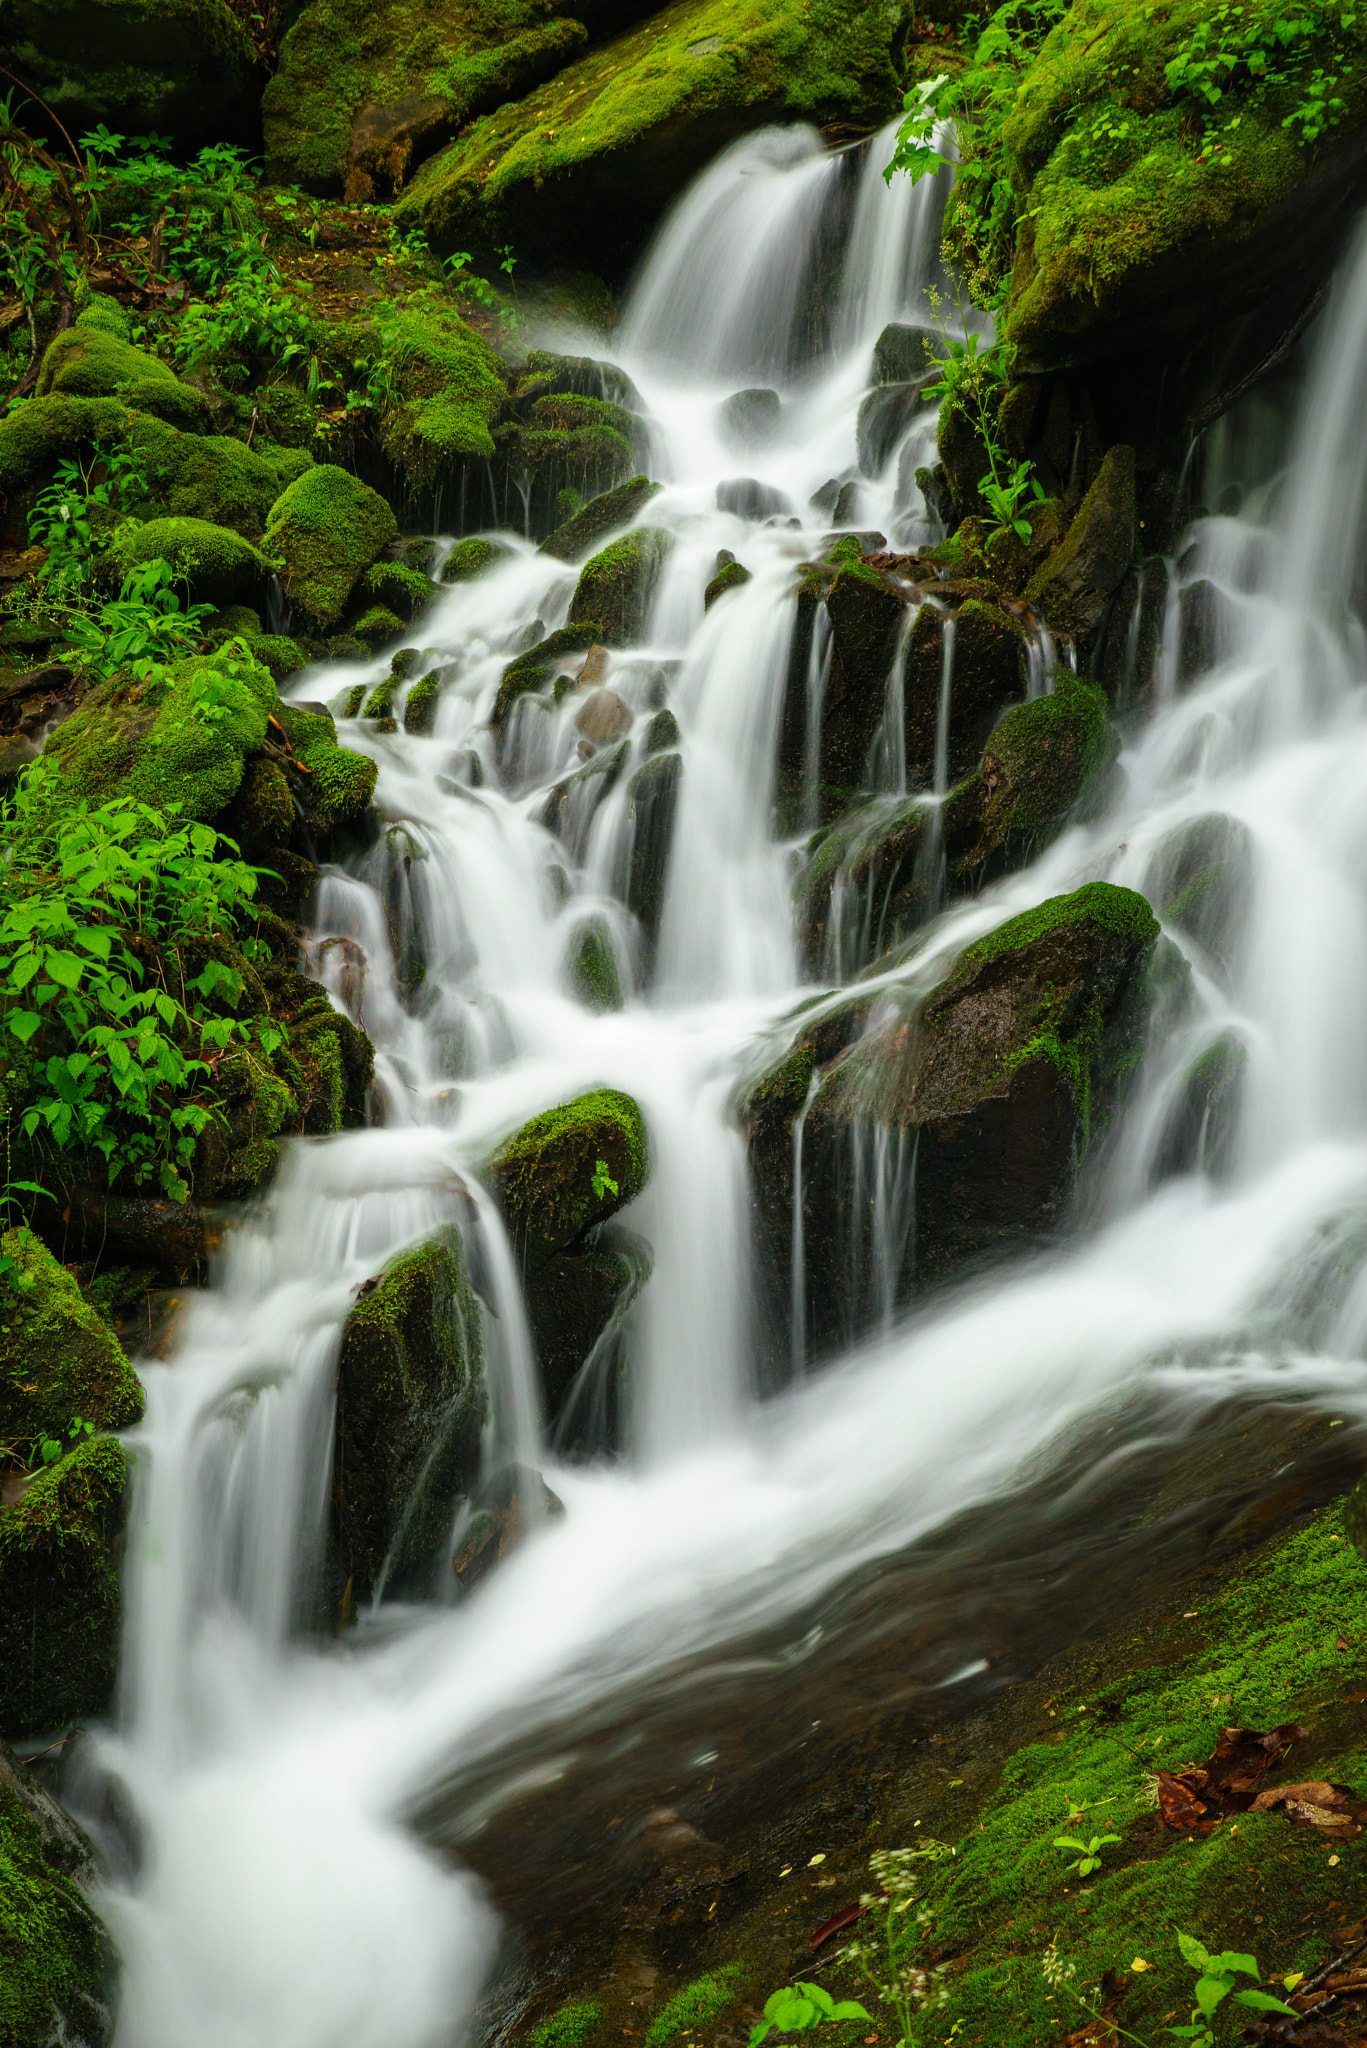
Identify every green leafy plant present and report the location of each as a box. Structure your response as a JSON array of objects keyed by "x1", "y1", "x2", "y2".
[
  {"x1": 1052, "y1": 1831, "x2": 1120, "y2": 1878},
  {"x1": 28, "y1": 447, "x2": 148, "y2": 590},
  {"x1": 0, "y1": 783, "x2": 279, "y2": 1200},
  {"x1": 1167, "y1": 1932, "x2": 1299, "y2": 2043},
  {"x1": 59, "y1": 560, "x2": 215, "y2": 680},
  {"x1": 592, "y1": 1157, "x2": 618, "y2": 1200},
  {"x1": 845, "y1": 1841, "x2": 957, "y2": 2043},
  {"x1": 34, "y1": 1416, "x2": 96, "y2": 1467},
  {"x1": 748, "y1": 1983, "x2": 870, "y2": 2047}
]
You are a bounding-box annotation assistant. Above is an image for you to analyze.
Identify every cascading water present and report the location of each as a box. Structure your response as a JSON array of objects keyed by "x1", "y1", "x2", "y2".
[{"x1": 84, "y1": 128, "x2": 1367, "y2": 2048}]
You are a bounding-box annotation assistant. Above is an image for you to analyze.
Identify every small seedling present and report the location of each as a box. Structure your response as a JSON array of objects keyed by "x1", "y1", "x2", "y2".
[
  {"x1": 1052, "y1": 1833, "x2": 1120, "y2": 1877},
  {"x1": 591, "y1": 1158, "x2": 618, "y2": 1200},
  {"x1": 1167, "y1": 1933, "x2": 1299, "y2": 2044},
  {"x1": 749, "y1": 1984, "x2": 870, "y2": 2047}
]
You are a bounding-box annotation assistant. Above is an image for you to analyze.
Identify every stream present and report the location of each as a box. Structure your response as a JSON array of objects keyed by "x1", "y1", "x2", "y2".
[{"x1": 87, "y1": 122, "x2": 1367, "y2": 2048}]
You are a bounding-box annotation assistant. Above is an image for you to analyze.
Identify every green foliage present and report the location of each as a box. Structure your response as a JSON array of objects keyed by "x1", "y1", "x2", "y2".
[
  {"x1": 643, "y1": 1967, "x2": 744, "y2": 2048},
  {"x1": 1052, "y1": 1831, "x2": 1119, "y2": 1878},
  {"x1": 0, "y1": 783, "x2": 277, "y2": 1200},
  {"x1": 1161, "y1": 0, "x2": 1358, "y2": 154},
  {"x1": 530, "y1": 1998, "x2": 604, "y2": 2048},
  {"x1": 748, "y1": 1983, "x2": 870, "y2": 2048},
  {"x1": 58, "y1": 560, "x2": 216, "y2": 680},
  {"x1": 33, "y1": 1417, "x2": 96, "y2": 1469},
  {"x1": 845, "y1": 1841, "x2": 958, "y2": 2043},
  {"x1": 591, "y1": 1157, "x2": 618, "y2": 1200},
  {"x1": 28, "y1": 446, "x2": 147, "y2": 591},
  {"x1": 1167, "y1": 1933, "x2": 1298, "y2": 2041}
]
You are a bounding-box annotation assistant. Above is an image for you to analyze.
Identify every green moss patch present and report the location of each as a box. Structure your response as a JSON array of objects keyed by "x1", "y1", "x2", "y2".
[
  {"x1": 111, "y1": 516, "x2": 272, "y2": 607},
  {"x1": 963, "y1": 878, "x2": 1159, "y2": 970},
  {"x1": 644, "y1": 1967, "x2": 745, "y2": 2048},
  {"x1": 569, "y1": 526, "x2": 671, "y2": 645},
  {"x1": 265, "y1": 463, "x2": 398, "y2": 629},
  {"x1": 0, "y1": 1748, "x2": 112, "y2": 2048},
  {"x1": 0, "y1": 1228, "x2": 143, "y2": 1446},
  {"x1": 0, "y1": 1435, "x2": 127, "y2": 1735},
  {"x1": 531, "y1": 1996, "x2": 604, "y2": 2048},
  {"x1": 487, "y1": 1086, "x2": 648, "y2": 1272},
  {"x1": 37, "y1": 319, "x2": 208, "y2": 433}
]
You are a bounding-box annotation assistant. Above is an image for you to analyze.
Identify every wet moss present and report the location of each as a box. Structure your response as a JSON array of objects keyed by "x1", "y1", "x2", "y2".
[
  {"x1": 110, "y1": 515, "x2": 272, "y2": 606},
  {"x1": 531, "y1": 1995, "x2": 604, "y2": 2048},
  {"x1": 352, "y1": 605, "x2": 406, "y2": 656},
  {"x1": 567, "y1": 916, "x2": 624, "y2": 1012},
  {"x1": 0, "y1": 1435, "x2": 127, "y2": 1735},
  {"x1": 569, "y1": 527, "x2": 671, "y2": 646},
  {"x1": 541, "y1": 476, "x2": 661, "y2": 564},
  {"x1": 487, "y1": 1087, "x2": 649, "y2": 1273},
  {"x1": 962, "y1": 879, "x2": 1159, "y2": 971},
  {"x1": 274, "y1": 701, "x2": 379, "y2": 834},
  {"x1": 494, "y1": 622, "x2": 603, "y2": 725},
  {"x1": 443, "y1": 536, "x2": 511, "y2": 582},
  {"x1": 0, "y1": 1749, "x2": 112, "y2": 2048},
  {"x1": 242, "y1": 632, "x2": 305, "y2": 683},
  {"x1": 36, "y1": 319, "x2": 208, "y2": 432},
  {"x1": 354, "y1": 559, "x2": 433, "y2": 624},
  {"x1": 644, "y1": 1967, "x2": 745, "y2": 2048},
  {"x1": 348, "y1": 302, "x2": 506, "y2": 482},
  {"x1": 404, "y1": 668, "x2": 444, "y2": 734},
  {"x1": 946, "y1": 672, "x2": 1116, "y2": 880},
  {"x1": 264, "y1": 463, "x2": 398, "y2": 630},
  {"x1": 704, "y1": 557, "x2": 752, "y2": 608},
  {"x1": 0, "y1": 1227, "x2": 144, "y2": 1446}
]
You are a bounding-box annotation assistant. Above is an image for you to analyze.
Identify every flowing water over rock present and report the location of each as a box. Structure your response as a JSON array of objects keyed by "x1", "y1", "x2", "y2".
[{"x1": 88, "y1": 130, "x2": 1367, "y2": 2047}]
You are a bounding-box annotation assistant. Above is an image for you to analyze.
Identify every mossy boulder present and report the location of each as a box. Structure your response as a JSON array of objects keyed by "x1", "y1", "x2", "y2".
[
  {"x1": 353, "y1": 558, "x2": 433, "y2": 625},
  {"x1": 979, "y1": 0, "x2": 1367, "y2": 367},
  {"x1": 704, "y1": 557, "x2": 751, "y2": 608},
  {"x1": 492, "y1": 621, "x2": 602, "y2": 726},
  {"x1": 1024, "y1": 443, "x2": 1137, "y2": 636},
  {"x1": 274, "y1": 700, "x2": 379, "y2": 837},
  {"x1": 944, "y1": 670, "x2": 1116, "y2": 883},
  {"x1": 0, "y1": 1435, "x2": 128, "y2": 1736},
  {"x1": 568, "y1": 526, "x2": 671, "y2": 646},
  {"x1": 36, "y1": 641, "x2": 276, "y2": 824},
  {"x1": 442, "y1": 535, "x2": 512, "y2": 582},
  {"x1": 263, "y1": 0, "x2": 593, "y2": 194},
  {"x1": 241, "y1": 632, "x2": 305, "y2": 683},
  {"x1": 264, "y1": 463, "x2": 398, "y2": 631},
  {"x1": 794, "y1": 794, "x2": 936, "y2": 979},
  {"x1": 327, "y1": 1224, "x2": 486, "y2": 1611},
  {"x1": 403, "y1": 667, "x2": 445, "y2": 734},
  {"x1": 0, "y1": 0, "x2": 260, "y2": 151},
  {"x1": 36, "y1": 318, "x2": 209, "y2": 432},
  {"x1": 396, "y1": 0, "x2": 908, "y2": 274},
  {"x1": 0, "y1": 1228, "x2": 143, "y2": 1447},
  {"x1": 486, "y1": 1087, "x2": 648, "y2": 1275},
  {"x1": 567, "y1": 913, "x2": 624, "y2": 1012},
  {"x1": 343, "y1": 301, "x2": 506, "y2": 484},
  {"x1": 780, "y1": 882, "x2": 1161, "y2": 1355},
  {"x1": 540, "y1": 476, "x2": 661, "y2": 564},
  {"x1": 110, "y1": 516, "x2": 272, "y2": 607},
  {"x1": 0, "y1": 397, "x2": 285, "y2": 546},
  {"x1": 0, "y1": 1735, "x2": 114, "y2": 2047}
]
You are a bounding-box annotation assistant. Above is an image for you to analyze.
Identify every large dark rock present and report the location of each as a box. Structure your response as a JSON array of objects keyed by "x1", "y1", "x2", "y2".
[
  {"x1": 873, "y1": 323, "x2": 937, "y2": 384},
  {"x1": 716, "y1": 388, "x2": 781, "y2": 450},
  {"x1": 716, "y1": 478, "x2": 793, "y2": 522},
  {"x1": 486, "y1": 1088, "x2": 649, "y2": 1277},
  {"x1": 625, "y1": 748, "x2": 682, "y2": 970},
  {"x1": 529, "y1": 1229, "x2": 652, "y2": 1440},
  {"x1": 902, "y1": 597, "x2": 1025, "y2": 788},
  {"x1": 745, "y1": 883, "x2": 1161, "y2": 1365},
  {"x1": 1146, "y1": 813, "x2": 1254, "y2": 981},
  {"x1": 856, "y1": 381, "x2": 931, "y2": 476},
  {"x1": 568, "y1": 527, "x2": 671, "y2": 646},
  {"x1": 794, "y1": 795, "x2": 937, "y2": 979},
  {"x1": 540, "y1": 477, "x2": 662, "y2": 564},
  {"x1": 0, "y1": 1437, "x2": 128, "y2": 1738},
  {"x1": 1025, "y1": 445, "x2": 1137, "y2": 637},
  {"x1": 328, "y1": 1225, "x2": 486, "y2": 1612},
  {"x1": 0, "y1": 1735, "x2": 115, "y2": 2047},
  {"x1": 944, "y1": 672, "x2": 1117, "y2": 884},
  {"x1": 820, "y1": 564, "x2": 905, "y2": 808}
]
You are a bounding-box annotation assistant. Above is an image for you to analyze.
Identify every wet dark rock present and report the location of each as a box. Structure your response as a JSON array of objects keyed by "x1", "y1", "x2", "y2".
[
  {"x1": 1150, "y1": 1027, "x2": 1247, "y2": 1184},
  {"x1": 569, "y1": 527, "x2": 671, "y2": 646},
  {"x1": 567, "y1": 914, "x2": 624, "y2": 1012},
  {"x1": 1147, "y1": 812, "x2": 1254, "y2": 979},
  {"x1": 820, "y1": 564, "x2": 905, "y2": 811},
  {"x1": 328, "y1": 1224, "x2": 486, "y2": 1613},
  {"x1": 493, "y1": 623, "x2": 604, "y2": 727},
  {"x1": 716, "y1": 388, "x2": 781, "y2": 450},
  {"x1": 452, "y1": 1463, "x2": 565, "y2": 1592},
  {"x1": 705, "y1": 557, "x2": 752, "y2": 608},
  {"x1": 902, "y1": 598, "x2": 1025, "y2": 788},
  {"x1": 1177, "y1": 576, "x2": 1228, "y2": 685},
  {"x1": 1098, "y1": 558, "x2": 1169, "y2": 708},
  {"x1": 944, "y1": 672, "x2": 1117, "y2": 884},
  {"x1": 794, "y1": 882, "x2": 1161, "y2": 1354},
  {"x1": 643, "y1": 707, "x2": 681, "y2": 757},
  {"x1": 856, "y1": 380, "x2": 931, "y2": 477},
  {"x1": 716, "y1": 478, "x2": 793, "y2": 522},
  {"x1": 873, "y1": 322, "x2": 938, "y2": 385},
  {"x1": 0, "y1": 1734, "x2": 115, "y2": 2046},
  {"x1": 794, "y1": 795, "x2": 937, "y2": 979},
  {"x1": 486, "y1": 1088, "x2": 649, "y2": 1277},
  {"x1": 1026, "y1": 444, "x2": 1137, "y2": 638},
  {"x1": 626, "y1": 749, "x2": 682, "y2": 970},
  {"x1": 541, "y1": 741, "x2": 629, "y2": 856},
  {"x1": 541, "y1": 477, "x2": 662, "y2": 564},
  {"x1": 527, "y1": 1231, "x2": 649, "y2": 1428},
  {"x1": 831, "y1": 479, "x2": 863, "y2": 526}
]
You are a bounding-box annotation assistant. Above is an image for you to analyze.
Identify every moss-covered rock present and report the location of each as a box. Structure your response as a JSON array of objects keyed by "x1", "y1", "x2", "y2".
[
  {"x1": 351, "y1": 604, "x2": 406, "y2": 655},
  {"x1": 0, "y1": 1435, "x2": 127, "y2": 1735},
  {"x1": 396, "y1": 0, "x2": 908, "y2": 274},
  {"x1": 944, "y1": 671, "x2": 1116, "y2": 883},
  {"x1": 540, "y1": 475, "x2": 661, "y2": 564},
  {"x1": 486, "y1": 1087, "x2": 648, "y2": 1275},
  {"x1": 794, "y1": 795, "x2": 936, "y2": 979},
  {"x1": 403, "y1": 667, "x2": 444, "y2": 734},
  {"x1": 976, "y1": 0, "x2": 1367, "y2": 367},
  {"x1": 568, "y1": 526, "x2": 670, "y2": 646},
  {"x1": 36, "y1": 640, "x2": 275, "y2": 823},
  {"x1": 492, "y1": 621, "x2": 602, "y2": 726},
  {"x1": 903, "y1": 598, "x2": 1025, "y2": 788},
  {"x1": 0, "y1": 397, "x2": 285, "y2": 546},
  {"x1": 110, "y1": 515, "x2": 272, "y2": 607},
  {"x1": 704, "y1": 557, "x2": 752, "y2": 609},
  {"x1": 263, "y1": 0, "x2": 593, "y2": 194},
  {"x1": 345, "y1": 300, "x2": 507, "y2": 483},
  {"x1": 264, "y1": 463, "x2": 398, "y2": 631},
  {"x1": 442, "y1": 535, "x2": 512, "y2": 582},
  {"x1": 1, "y1": 0, "x2": 260, "y2": 152},
  {"x1": 819, "y1": 562, "x2": 905, "y2": 808},
  {"x1": 785, "y1": 882, "x2": 1161, "y2": 1353},
  {"x1": 1024, "y1": 443, "x2": 1136, "y2": 636},
  {"x1": 274, "y1": 699, "x2": 379, "y2": 836},
  {"x1": 241, "y1": 632, "x2": 305, "y2": 683},
  {"x1": 567, "y1": 913, "x2": 624, "y2": 1012},
  {"x1": 0, "y1": 1735, "x2": 114, "y2": 2047},
  {"x1": 327, "y1": 1223, "x2": 486, "y2": 1610},
  {"x1": 0, "y1": 1228, "x2": 143, "y2": 1448},
  {"x1": 36, "y1": 317, "x2": 209, "y2": 432},
  {"x1": 625, "y1": 747, "x2": 680, "y2": 971},
  {"x1": 353, "y1": 558, "x2": 433, "y2": 625}
]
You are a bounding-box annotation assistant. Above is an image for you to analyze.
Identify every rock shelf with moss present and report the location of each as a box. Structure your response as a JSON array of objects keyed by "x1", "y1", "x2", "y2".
[
  {"x1": 0, "y1": 1229, "x2": 144, "y2": 1447},
  {"x1": 0, "y1": 1436, "x2": 128, "y2": 1736},
  {"x1": 487, "y1": 1087, "x2": 649, "y2": 1273}
]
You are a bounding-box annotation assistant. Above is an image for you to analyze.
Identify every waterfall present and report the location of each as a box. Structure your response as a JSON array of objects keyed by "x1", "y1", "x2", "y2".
[{"x1": 86, "y1": 124, "x2": 1367, "y2": 2048}]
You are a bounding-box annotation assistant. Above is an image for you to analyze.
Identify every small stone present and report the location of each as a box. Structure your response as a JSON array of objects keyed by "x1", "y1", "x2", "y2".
[
  {"x1": 575, "y1": 688, "x2": 632, "y2": 742},
  {"x1": 575, "y1": 643, "x2": 610, "y2": 689}
]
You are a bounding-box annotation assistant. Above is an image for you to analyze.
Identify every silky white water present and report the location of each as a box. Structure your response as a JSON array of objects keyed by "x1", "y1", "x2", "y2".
[{"x1": 90, "y1": 131, "x2": 1367, "y2": 2048}]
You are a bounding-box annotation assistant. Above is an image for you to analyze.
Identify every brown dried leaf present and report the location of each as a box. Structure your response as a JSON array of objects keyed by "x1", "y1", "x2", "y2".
[
  {"x1": 1157, "y1": 1771, "x2": 1215, "y2": 1832},
  {"x1": 1156, "y1": 1724, "x2": 1306, "y2": 1829},
  {"x1": 1251, "y1": 1781, "x2": 1367, "y2": 1834}
]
